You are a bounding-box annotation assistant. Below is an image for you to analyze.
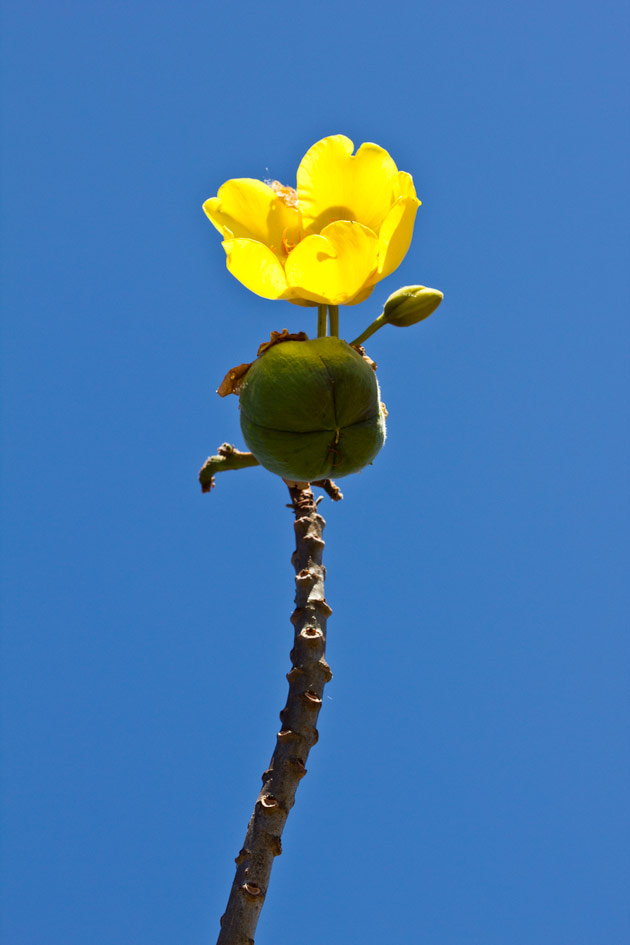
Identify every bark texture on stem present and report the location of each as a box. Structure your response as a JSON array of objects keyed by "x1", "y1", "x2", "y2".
[{"x1": 216, "y1": 485, "x2": 332, "y2": 945}]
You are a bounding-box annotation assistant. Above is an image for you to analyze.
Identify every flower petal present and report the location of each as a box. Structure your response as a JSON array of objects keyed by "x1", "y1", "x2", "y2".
[
  {"x1": 285, "y1": 221, "x2": 379, "y2": 305},
  {"x1": 204, "y1": 178, "x2": 300, "y2": 250},
  {"x1": 394, "y1": 170, "x2": 418, "y2": 200},
  {"x1": 223, "y1": 238, "x2": 291, "y2": 300},
  {"x1": 376, "y1": 194, "x2": 420, "y2": 280},
  {"x1": 297, "y1": 135, "x2": 400, "y2": 235},
  {"x1": 343, "y1": 284, "x2": 375, "y2": 306}
]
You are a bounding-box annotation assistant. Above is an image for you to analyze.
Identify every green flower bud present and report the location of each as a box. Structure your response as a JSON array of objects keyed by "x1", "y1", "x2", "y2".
[
  {"x1": 239, "y1": 337, "x2": 386, "y2": 482},
  {"x1": 382, "y1": 285, "x2": 444, "y2": 327},
  {"x1": 350, "y1": 285, "x2": 443, "y2": 346}
]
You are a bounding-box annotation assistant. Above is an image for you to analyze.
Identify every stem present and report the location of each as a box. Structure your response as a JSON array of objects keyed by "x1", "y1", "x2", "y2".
[
  {"x1": 328, "y1": 304, "x2": 339, "y2": 338},
  {"x1": 349, "y1": 312, "x2": 387, "y2": 347},
  {"x1": 311, "y1": 478, "x2": 344, "y2": 502},
  {"x1": 317, "y1": 305, "x2": 327, "y2": 337},
  {"x1": 199, "y1": 444, "x2": 260, "y2": 493},
  {"x1": 216, "y1": 485, "x2": 333, "y2": 945}
]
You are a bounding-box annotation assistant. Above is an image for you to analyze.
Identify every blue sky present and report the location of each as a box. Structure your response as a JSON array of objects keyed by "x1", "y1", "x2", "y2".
[{"x1": 1, "y1": 1, "x2": 628, "y2": 943}]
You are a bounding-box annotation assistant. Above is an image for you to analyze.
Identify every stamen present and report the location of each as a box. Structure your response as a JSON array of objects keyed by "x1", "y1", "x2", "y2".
[{"x1": 281, "y1": 226, "x2": 302, "y2": 255}]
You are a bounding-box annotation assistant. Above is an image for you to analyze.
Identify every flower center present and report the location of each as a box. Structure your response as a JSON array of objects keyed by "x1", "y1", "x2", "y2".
[
  {"x1": 268, "y1": 180, "x2": 299, "y2": 209},
  {"x1": 281, "y1": 226, "x2": 302, "y2": 254},
  {"x1": 265, "y1": 181, "x2": 303, "y2": 258}
]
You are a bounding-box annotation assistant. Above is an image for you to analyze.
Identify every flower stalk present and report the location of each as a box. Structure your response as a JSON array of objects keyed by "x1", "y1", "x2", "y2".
[
  {"x1": 350, "y1": 286, "x2": 444, "y2": 347},
  {"x1": 317, "y1": 304, "x2": 327, "y2": 337},
  {"x1": 350, "y1": 312, "x2": 387, "y2": 347},
  {"x1": 216, "y1": 484, "x2": 333, "y2": 945},
  {"x1": 328, "y1": 304, "x2": 339, "y2": 337}
]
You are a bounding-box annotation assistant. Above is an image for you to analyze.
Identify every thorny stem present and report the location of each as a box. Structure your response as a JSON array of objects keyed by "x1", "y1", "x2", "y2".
[
  {"x1": 317, "y1": 305, "x2": 327, "y2": 337},
  {"x1": 216, "y1": 484, "x2": 333, "y2": 945}
]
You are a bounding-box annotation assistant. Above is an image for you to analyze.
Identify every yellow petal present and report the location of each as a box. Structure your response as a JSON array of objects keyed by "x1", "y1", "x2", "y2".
[
  {"x1": 223, "y1": 238, "x2": 291, "y2": 300},
  {"x1": 344, "y1": 284, "x2": 375, "y2": 306},
  {"x1": 376, "y1": 194, "x2": 420, "y2": 280},
  {"x1": 285, "y1": 221, "x2": 379, "y2": 305},
  {"x1": 394, "y1": 170, "x2": 418, "y2": 200},
  {"x1": 297, "y1": 135, "x2": 400, "y2": 236},
  {"x1": 203, "y1": 178, "x2": 300, "y2": 250}
]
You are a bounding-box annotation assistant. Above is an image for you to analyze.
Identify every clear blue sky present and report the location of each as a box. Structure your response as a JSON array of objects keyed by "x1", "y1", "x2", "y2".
[{"x1": 1, "y1": 1, "x2": 628, "y2": 943}]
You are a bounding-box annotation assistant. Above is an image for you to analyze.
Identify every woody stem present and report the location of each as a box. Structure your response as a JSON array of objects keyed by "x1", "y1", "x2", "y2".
[{"x1": 215, "y1": 484, "x2": 332, "y2": 945}]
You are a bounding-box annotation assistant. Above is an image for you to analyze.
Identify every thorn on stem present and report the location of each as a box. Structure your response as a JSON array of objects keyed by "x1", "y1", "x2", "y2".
[
  {"x1": 303, "y1": 690, "x2": 322, "y2": 706},
  {"x1": 318, "y1": 659, "x2": 333, "y2": 681},
  {"x1": 289, "y1": 757, "x2": 307, "y2": 776},
  {"x1": 260, "y1": 794, "x2": 280, "y2": 809},
  {"x1": 319, "y1": 598, "x2": 333, "y2": 616},
  {"x1": 241, "y1": 883, "x2": 263, "y2": 899},
  {"x1": 296, "y1": 568, "x2": 316, "y2": 584}
]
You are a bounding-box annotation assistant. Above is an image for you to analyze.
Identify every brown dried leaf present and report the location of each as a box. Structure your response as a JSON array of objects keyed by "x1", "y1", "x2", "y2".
[
  {"x1": 350, "y1": 343, "x2": 377, "y2": 371},
  {"x1": 217, "y1": 330, "x2": 309, "y2": 399},
  {"x1": 257, "y1": 328, "x2": 309, "y2": 357},
  {"x1": 217, "y1": 362, "x2": 252, "y2": 397}
]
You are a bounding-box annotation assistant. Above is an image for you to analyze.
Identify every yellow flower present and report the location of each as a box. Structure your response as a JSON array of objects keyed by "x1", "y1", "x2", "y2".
[{"x1": 203, "y1": 135, "x2": 421, "y2": 306}]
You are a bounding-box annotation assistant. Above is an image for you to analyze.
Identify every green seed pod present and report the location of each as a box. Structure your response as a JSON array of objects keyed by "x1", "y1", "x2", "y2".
[{"x1": 239, "y1": 337, "x2": 386, "y2": 482}]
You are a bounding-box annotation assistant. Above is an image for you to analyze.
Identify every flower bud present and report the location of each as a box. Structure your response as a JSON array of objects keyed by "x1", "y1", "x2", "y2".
[
  {"x1": 239, "y1": 337, "x2": 386, "y2": 482},
  {"x1": 382, "y1": 285, "x2": 443, "y2": 327}
]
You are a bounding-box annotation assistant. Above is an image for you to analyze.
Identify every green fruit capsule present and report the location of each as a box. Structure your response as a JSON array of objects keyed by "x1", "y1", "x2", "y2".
[{"x1": 239, "y1": 337, "x2": 386, "y2": 482}]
